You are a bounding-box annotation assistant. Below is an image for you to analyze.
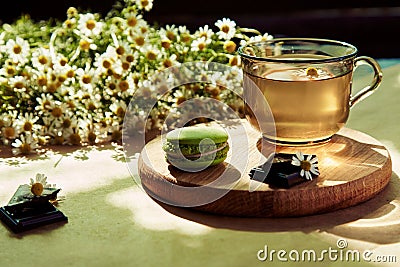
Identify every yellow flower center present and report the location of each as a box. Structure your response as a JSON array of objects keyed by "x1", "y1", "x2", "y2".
[
  {"x1": 86, "y1": 19, "x2": 96, "y2": 30},
  {"x1": 224, "y1": 41, "x2": 237, "y2": 53},
  {"x1": 82, "y1": 75, "x2": 92, "y2": 84},
  {"x1": 13, "y1": 44, "x2": 22, "y2": 54},
  {"x1": 88, "y1": 131, "x2": 97, "y2": 144},
  {"x1": 62, "y1": 119, "x2": 71, "y2": 128},
  {"x1": 163, "y1": 59, "x2": 172, "y2": 68},
  {"x1": 176, "y1": 96, "x2": 186, "y2": 105},
  {"x1": 181, "y1": 33, "x2": 191, "y2": 43},
  {"x1": 67, "y1": 7, "x2": 78, "y2": 18},
  {"x1": 65, "y1": 19, "x2": 74, "y2": 29},
  {"x1": 116, "y1": 107, "x2": 125, "y2": 118},
  {"x1": 4, "y1": 127, "x2": 15, "y2": 138},
  {"x1": 199, "y1": 32, "x2": 208, "y2": 38},
  {"x1": 141, "y1": 0, "x2": 149, "y2": 7},
  {"x1": 20, "y1": 143, "x2": 32, "y2": 154},
  {"x1": 88, "y1": 102, "x2": 96, "y2": 111},
  {"x1": 69, "y1": 133, "x2": 81, "y2": 145},
  {"x1": 122, "y1": 61, "x2": 130, "y2": 70},
  {"x1": 47, "y1": 83, "x2": 58, "y2": 93},
  {"x1": 66, "y1": 69, "x2": 75, "y2": 78},
  {"x1": 116, "y1": 46, "x2": 125, "y2": 55},
  {"x1": 102, "y1": 59, "x2": 112, "y2": 69},
  {"x1": 119, "y1": 80, "x2": 129, "y2": 92},
  {"x1": 229, "y1": 56, "x2": 239, "y2": 66},
  {"x1": 54, "y1": 135, "x2": 64, "y2": 145},
  {"x1": 126, "y1": 54, "x2": 134, "y2": 62},
  {"x1": 198, "y1": 42, "x2": 206, "y2": 51},
  {"x1": 146, "y1": 51, "x2": 157, "y2": 60},
  {"x1": 14, "y1": 81, "x2": 24, "y2": 89},
  {"x1": 6, "y1": 66, "x2": 15, "y2": 76},
  {"x1": 306, "y1": 67, "x2": 318, "y2": 77},
  {"x1": 31, "y1": 182, "x2": 43, "y2": 196},
  {"x1": 67, "y1": 100, "x2": 75, "y2": 109},
  {"x1": 52, "y1": 107, "x2": 63, "y2": 118},
  {"x1": 59, "y1": 57, "x2": 68, "y2": 66},
  {"x1": 221, "y1": 25, "x2": 230, "y2": 34},
  {"x1": 210, "y1": 87, "x2": 220, "y2": 97},
  {"x1": 38, "y1": 76, "x2": 47, "y2": 86},
  {"x1": 109, "y1": 83, "x2": 116, "y2": 90},
  {"x1": 161, "y1": 40, "x2": 171, "y2": 49},
  {"x1": 79, "y1": 40, "x2": 90, "y2": 50},
  {"x1": 23, "y1": 121, "x2": 33, "y2": 131},
  {"x1": 135, "y1": 36, "x2": 145, "y2": 46},
  {"x1": 127, "y1": 17, "x2": 137, "y2": 27},
  {"x1": 58, "y1": 75, "x2": 67, "y2": 83},
  {"x1": 300, "y1": 160, "x2": 311, "y2": 171},
  {"x1": 166, "y1": 31, "x2": 175, "y2": 41},
  {"x1": 38, "y1": 55, "x2": 48, "y2": 65}
]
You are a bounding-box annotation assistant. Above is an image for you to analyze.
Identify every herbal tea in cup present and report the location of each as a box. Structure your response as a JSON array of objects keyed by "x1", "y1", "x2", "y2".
[{"x1": 238, "y1": 38, "x2": 382, "y2": 146}]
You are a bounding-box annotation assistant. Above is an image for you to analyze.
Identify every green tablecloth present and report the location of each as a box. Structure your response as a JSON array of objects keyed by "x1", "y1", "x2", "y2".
[{"x1": 0, "y1": 59, "x2": 399, "y2": 267}]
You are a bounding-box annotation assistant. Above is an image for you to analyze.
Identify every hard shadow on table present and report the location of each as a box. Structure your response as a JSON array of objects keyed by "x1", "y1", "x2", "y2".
[
  {"x1": 1, "y1": 220, "x2": 68, "y2": 239},
  {"x1": 154, "y1": 171, "x2": 400, "y2": 245},
  {"x1": 0, "y1": 143, "x2": 132, "y2": 167}
]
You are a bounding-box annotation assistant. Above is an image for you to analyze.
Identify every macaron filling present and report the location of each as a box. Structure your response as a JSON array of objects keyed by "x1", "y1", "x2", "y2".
[
  {"x1": 163, "y1": 141, "x2": 228, "y2": 159},
  {"x1": 162, "y1": 126, "x2": 230, "y2": 170}
]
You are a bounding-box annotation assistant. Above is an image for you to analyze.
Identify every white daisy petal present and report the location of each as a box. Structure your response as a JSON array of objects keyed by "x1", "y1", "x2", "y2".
[
  {"x1": 291, "y1": 158, "x2": 301, "y2": 166},
  {"x1": 305, "y1": 171, "x2": 312, "y2": 180},
  {"x1": 296, "y1": 151, "x2": 304, "y2": 161},
  {"x1": 310, "y1": 167, "x2": 320, "y2": 176},
  {"x1": 300, "y1": 169, "x2": 305, "y2": 177},
  {"x1": 310, "y1": 156, "x2": 318, "y2": 164},
  {"x1": 306, "y1": 154, "x2": 312, "y2": 161}
]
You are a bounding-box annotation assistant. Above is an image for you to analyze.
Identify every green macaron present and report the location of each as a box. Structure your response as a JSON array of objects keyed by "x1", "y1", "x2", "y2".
[{"x1": 162, "y1": 126, "x2": 229, "y2": 171}]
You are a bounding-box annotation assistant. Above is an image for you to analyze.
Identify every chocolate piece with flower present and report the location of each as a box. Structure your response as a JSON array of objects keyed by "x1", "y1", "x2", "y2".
[{"x1": 249, "y1": 152, "x2": 320, "y2": 188}]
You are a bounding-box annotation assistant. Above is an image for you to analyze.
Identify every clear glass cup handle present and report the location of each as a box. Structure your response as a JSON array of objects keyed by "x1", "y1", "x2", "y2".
[{"x1": 350, "y1": 56, "x2": 383, "y2": 108}]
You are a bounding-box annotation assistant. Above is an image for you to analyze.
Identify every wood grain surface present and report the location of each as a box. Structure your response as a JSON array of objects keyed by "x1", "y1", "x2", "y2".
[{"x1": 138, "y1": 119, "x2": 392, "y2": 217}]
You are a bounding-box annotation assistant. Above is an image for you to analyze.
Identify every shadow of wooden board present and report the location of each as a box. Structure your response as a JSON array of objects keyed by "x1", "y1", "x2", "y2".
[{"x1": 138, "y1": 119, "x2": 392, "y2": 217}]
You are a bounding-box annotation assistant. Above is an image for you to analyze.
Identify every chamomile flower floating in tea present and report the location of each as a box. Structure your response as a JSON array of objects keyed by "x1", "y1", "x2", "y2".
[
  {"x1": 293, "y1": 66, "x2": 332, "y2": 80},
  {"x1": 29, "y1": 173, "x2": 53, "y2": 196},
  {"x1": 305, "y1": 67, "x2": 319, "y2": 77},
  {"x1": 291, "y1": 151, "x2": 320, "y2": 180}
]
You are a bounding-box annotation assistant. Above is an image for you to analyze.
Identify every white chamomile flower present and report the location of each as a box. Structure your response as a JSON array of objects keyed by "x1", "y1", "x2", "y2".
[
  {"x1": 31, "y1": 47, "x2": 53, "y2": 70},
  {"x1": 291, "y1": 151, "x2": 319, "y2": 180},
  {"x1": 195, "y1": 25, "x2": 214, "y2": 40},
  {"x1": 215, "y1": 18, "x2": 236, "y2": 40},
  {"x1": 5, "y1": 36, "x2": 30, "y2": 65},
  {"x1": 77, "y1": 13, "x2": 104, "y2": 37},
  {"x1": 29, "y1": 173, "x2": 51, "y2": 196},
  {"x1": 11, "y1": 133, "x2": 39, "y2": 156},
  {"x1": 191, "y1": 37, "x2": 211, "y2": 52},
  {"x1": 136, "y1": 0, "x2": 154, "y2": 11}
]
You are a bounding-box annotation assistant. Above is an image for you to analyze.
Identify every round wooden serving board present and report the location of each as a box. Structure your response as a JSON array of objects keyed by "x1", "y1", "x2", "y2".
[{"x1": 138, "y1": 119, "x2": 392, "y2": 217}]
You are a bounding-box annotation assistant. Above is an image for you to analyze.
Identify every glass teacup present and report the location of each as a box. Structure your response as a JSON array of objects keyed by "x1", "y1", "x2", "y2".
[{"x1": 238, "y1": 38, "x2": 383, "y2": 146}]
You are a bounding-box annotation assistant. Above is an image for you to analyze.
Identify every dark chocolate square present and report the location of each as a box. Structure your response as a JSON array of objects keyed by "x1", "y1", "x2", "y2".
[
  {"x1": 249, "y1": 153, "x2": 318, "y2": 189},
  {"x1": 0, "y1": 184, "x2": 68, "y2": 233},
  {"x1": 0, "y1": 202, "x2": 68, "y2": 233}
]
